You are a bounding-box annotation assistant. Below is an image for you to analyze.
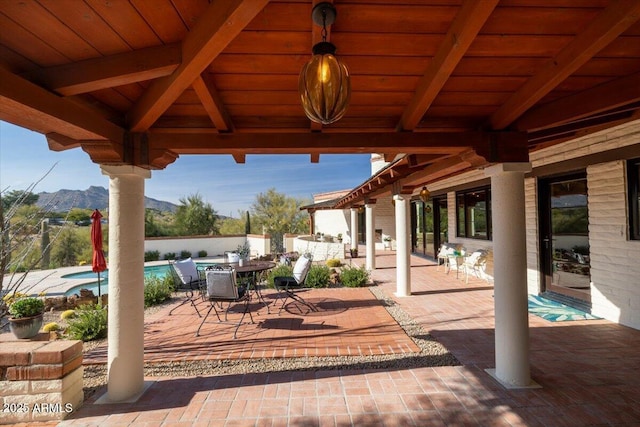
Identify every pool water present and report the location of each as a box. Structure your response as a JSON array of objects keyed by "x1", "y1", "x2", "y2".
[
  {"x1": 62, "y1": 264, "x2": 173, "y2": 296},
  {"x1": 62, "y1": 262, "x2": 219, "y2": 296}
]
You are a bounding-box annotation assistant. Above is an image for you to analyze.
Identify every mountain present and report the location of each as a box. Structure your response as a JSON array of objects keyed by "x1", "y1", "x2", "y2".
[{"x1": 36, "y1": 186, "x2": 178, "y2": 213}]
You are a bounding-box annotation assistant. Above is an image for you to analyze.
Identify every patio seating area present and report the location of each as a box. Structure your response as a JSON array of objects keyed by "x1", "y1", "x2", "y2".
[{"x1": 50, "y1": 249, "x2": 640, "y2": 426}]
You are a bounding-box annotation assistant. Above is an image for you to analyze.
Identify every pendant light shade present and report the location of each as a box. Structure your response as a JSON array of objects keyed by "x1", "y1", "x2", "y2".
[
  {"x1": 299, "y1": 2, "x2": 350, "y2": 125},
  {"x1": 420, "y1": 186, "x2": 430, "y2": 203}
]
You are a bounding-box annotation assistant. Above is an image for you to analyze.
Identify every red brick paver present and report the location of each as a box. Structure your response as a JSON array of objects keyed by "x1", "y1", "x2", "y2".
[{"x1": 55, "y1": 250, "x2": 640, "y2": 426}]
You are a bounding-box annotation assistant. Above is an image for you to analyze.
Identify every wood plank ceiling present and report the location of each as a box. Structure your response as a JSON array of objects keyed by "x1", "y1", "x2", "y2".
[{"x1": 1, "y1": 0, "x2": 640, "y2": 205}]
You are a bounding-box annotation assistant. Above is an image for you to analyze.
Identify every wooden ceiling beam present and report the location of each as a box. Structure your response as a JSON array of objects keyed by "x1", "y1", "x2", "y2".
[
  {"x1": 397, "y1": 0, "x2": 499, "y2": 131},
  {"x1": 24, "y1": 44, "x2": 181, "y2": 96},
  {"x1": 490, "y1": 0, "x2": 640, "y2": 130},
  {"x1": 0, "y1": 68, "x2": 124, "y2": 143},
  {"x1": 148, "y1": 131, "x2": 527, "y2": 158},
  {"x1": 128, "y1": 0, "x2": 269, "y2": 132},
  {"x1": 232, "y1": 153, "x2": 246, "y2": 163},
  {"x1": 515, "y1": 72, "x2": 640, "y2": 132},
  {"x1": 192, "y1": 74, "x2": 234, "y2": 132}
]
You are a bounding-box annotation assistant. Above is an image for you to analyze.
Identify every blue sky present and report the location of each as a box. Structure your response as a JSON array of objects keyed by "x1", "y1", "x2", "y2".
[{"x1": 0, "y1": 121, "x2": 372, "y2": 217}]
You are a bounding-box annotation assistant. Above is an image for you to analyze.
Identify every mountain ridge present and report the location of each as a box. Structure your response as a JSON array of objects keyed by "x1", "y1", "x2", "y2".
[{"x1": 36, "y1": 186, "x2": 178, "y2": 212}]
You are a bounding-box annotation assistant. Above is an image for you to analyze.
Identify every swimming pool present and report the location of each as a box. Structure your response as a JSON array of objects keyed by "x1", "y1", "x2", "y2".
[
  {"x1": 62, "y1": 262, "x2": 220, "y2": 296},
  {"x1": 62, "y1": 264, "x2": 173, "y2": 296}
]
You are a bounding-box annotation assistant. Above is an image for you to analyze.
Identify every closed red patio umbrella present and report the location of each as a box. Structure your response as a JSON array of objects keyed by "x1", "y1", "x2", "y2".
[{"x1": 91, "y1": 209, "x2": 107, "y2": 298}]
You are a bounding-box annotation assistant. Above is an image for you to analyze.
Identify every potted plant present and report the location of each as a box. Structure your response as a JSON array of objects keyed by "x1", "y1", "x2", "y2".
[
  {"x1": 350, "y1": 248, "x2": 358, "y2": 258},
  {"x1": 383, "y1": 236, "x2": 392, "y2": 249},
  {"x1": 337, "y1": 233, "x2": 343, "y2": 243},
  {"x1": 236, "y1": 242, "x2": 251, "y2": 266},
  {"x1": 8, "y1": 296, "x2": 45, "y2": 339}
]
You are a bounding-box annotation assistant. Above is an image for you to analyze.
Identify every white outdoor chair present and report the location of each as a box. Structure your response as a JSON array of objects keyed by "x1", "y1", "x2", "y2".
[
  {"x1": 462, "y1": 249, "x2": 489, "y2": 283},
  {"x1": 196, "y1": 265, "x2": 253, "y2": 338}
]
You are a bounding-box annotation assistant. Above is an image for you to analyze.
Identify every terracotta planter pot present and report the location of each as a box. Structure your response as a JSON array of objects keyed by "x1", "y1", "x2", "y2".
[{"x1": 9, "y1": 313, "x2": 44, "y2": 339}]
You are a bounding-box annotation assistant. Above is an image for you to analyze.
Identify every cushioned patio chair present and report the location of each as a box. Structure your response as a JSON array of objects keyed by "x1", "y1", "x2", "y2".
[
  {"x1": 273, "y1": 253, "x2": 316, "y2": 314},
  {"x1": 195, "y1": 265, "x2": 253, "y2": 338},
  {"x1": 168, "y1": 258, "x2": 206, "y2": 317}
]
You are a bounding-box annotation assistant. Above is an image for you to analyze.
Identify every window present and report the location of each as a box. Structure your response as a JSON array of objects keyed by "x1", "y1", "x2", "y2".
[
  {"x1": 456, "y1": 187, "x2": 491, "y2": 240},
  {"x1": 629, "y1": 158, "x2": 640, "y2": 240}
]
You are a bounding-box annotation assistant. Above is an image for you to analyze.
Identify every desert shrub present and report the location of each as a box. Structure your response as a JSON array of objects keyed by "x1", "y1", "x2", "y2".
[
  {"x1": 305, "y1": 265, "x2": 331, "y2": 288},
  {"x1": 144, "y1": 274, "x2": 174, "y2": 308},
  {"x1": 266, "y1": 264, "x2": 293, "y2": 288},
  {"x1": 164, "y1": 252, "x2": 176, "y2": 260},
  {"x1": 198, "y1": 250, "x2": 208, "y2": 258},
  {"x1": 325, "y1": 258, "x2": 341, "y2": 268},
  {"x1": 60, "y1": 309, "x2": 76, "y2": 320},
  {"x1": 340, "y1": 265, "x2": 370, "y2": 287},
  {"x1": 43, "y1": 322, "x2": 60, "y2": 332},
  {"x1": 65, "y1": 303, "x2": 108, "y2": 341},
  {"x1": 145, "y1": 250, "x2": 160, "y2": 262},
  {"x1": 180, "y1": 250, "x2": 192, "y2": 259}
]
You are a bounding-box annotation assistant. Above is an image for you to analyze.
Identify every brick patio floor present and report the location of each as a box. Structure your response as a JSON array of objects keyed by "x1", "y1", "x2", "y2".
[{"x1": 54, "y1": 250, "x2": 640, "y2": 426}]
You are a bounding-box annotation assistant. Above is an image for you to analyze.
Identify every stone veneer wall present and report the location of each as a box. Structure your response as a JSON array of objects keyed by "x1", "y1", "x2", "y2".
[{"x1": 0, "y1": 338, "x2": 84, "y2": 424}]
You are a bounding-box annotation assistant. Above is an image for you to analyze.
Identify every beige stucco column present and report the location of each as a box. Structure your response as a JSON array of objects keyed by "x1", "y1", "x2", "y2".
[
  {"x1": 394, "y1": 194, "x2": 411, "y2": 296},
  {"x1": 101, "y1": 165, "x2": 151, "y2": 402},
  {"x1": 484, "y1": 162, "x2": 537, "y2": 389},
  {"x1": 350, "y1": 207, "x2": 359, "y2": 248},
  {"x1": 365, "y1": 202, "x2": 376, "y2": 270}
]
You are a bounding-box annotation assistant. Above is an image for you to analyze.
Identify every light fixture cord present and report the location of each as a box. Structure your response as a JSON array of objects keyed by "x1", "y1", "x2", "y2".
[{"x1": 321, "y1": 9, "x2": 328, "y2": 42}]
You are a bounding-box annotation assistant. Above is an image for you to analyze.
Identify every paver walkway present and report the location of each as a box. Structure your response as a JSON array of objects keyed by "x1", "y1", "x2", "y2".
[{"x1": 22, "y1": 251, "x2": 640, "y2": 426}]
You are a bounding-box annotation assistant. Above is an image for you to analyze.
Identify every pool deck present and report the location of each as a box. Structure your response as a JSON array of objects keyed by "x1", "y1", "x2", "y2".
[{"x1": 1, "y1": 257, "x2": 225, "y2": 297}]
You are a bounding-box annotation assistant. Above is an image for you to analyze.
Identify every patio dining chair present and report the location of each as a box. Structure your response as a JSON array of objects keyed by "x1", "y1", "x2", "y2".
[
  {"x1": 462, "y1": 249, "x2": 489, "y2": 283},
  {"x1": 273, "y1": 253, "x2": 316, "y2": 314},
  {"x1": 168, "y1": 258, "x2": 206, "y2": 317},
  {"x1": 195, "y1": 265, "x2": 253, "y2": 339}
]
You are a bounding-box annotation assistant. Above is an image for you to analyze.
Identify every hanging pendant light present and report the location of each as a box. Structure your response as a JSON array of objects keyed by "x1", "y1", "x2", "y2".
[
  {"x1": 299, "y1": 2, "x2": 351, "y2": 125},
  {"x1": 420, "y1": 186, "x2": 430, "y2": 203}
]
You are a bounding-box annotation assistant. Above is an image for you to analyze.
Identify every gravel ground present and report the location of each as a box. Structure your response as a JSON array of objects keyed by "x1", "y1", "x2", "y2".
[{"x1": 80, "y1": 286, "x2": 460, "y2": 399}]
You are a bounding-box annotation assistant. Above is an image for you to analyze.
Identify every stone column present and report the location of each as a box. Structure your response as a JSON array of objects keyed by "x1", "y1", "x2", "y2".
[
  {"x1": 350, "y1": 207, "x2": 359, "y2": 249},
  {"x1": 365, "y1": 202, "x2": 376, "y2": 270},
  {"x1": 484, "y1": 163, "x2": 536, "y2": 388},
  {"x1": 101, "y1": 165, "x2": 150, "y2": 402},
  {"x1": 394, "y1": 194, "x2": 411, "y2": 296}
]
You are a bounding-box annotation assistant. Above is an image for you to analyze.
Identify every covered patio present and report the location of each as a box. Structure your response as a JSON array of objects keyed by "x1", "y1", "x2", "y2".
[
  {"x1": 54, "y1": 251, "x2": 640, "y2": 426},
  {"x1": 2, "y1": 0, "x2": 640, "y2": 408}
]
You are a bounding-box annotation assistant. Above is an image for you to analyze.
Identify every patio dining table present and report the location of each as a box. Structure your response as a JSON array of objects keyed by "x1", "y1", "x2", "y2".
[{"x1": 223, "y1": 260, "x2": 276, "y2": 312}]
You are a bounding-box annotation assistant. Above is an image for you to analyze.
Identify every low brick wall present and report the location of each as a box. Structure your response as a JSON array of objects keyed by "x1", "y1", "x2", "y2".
[{"x1": 0, "y1": 337, "x2": 84, "y2": 424}]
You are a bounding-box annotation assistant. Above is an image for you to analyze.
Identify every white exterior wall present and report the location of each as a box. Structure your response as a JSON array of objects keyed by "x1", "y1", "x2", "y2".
[
  {"x1": 588, "y1": 161, "x2": 640, "y2": 328},
  {"x1": 144, "y1": 235, "x2": 270, "y2": 259},
  {"x1": 375, "y1": 196, "x2": 396, "y2": 249},
  {"x1": 313, "y1": 209, "x2": 350, "y2": 243}
]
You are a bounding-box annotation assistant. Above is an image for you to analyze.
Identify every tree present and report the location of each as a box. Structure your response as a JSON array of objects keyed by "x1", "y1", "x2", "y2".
[
  {"x1": 174, "y1": 193, "x2": 219, "y2": 236},
  {"x1": 51, "y1": 228, "x2": 83, "y2": 267},
  {"x1": 219, "y1": 217, "x2": 245, "y2": 235},
  {"x1": 0, "y1": 190, "x2": 38, "y2": 211},
  {"x1": 250, "y1": 188, "x2": 308, "y2": 252},
  {"x1": 245, "y1": 211, "x2": 251, "y2": 234}
]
